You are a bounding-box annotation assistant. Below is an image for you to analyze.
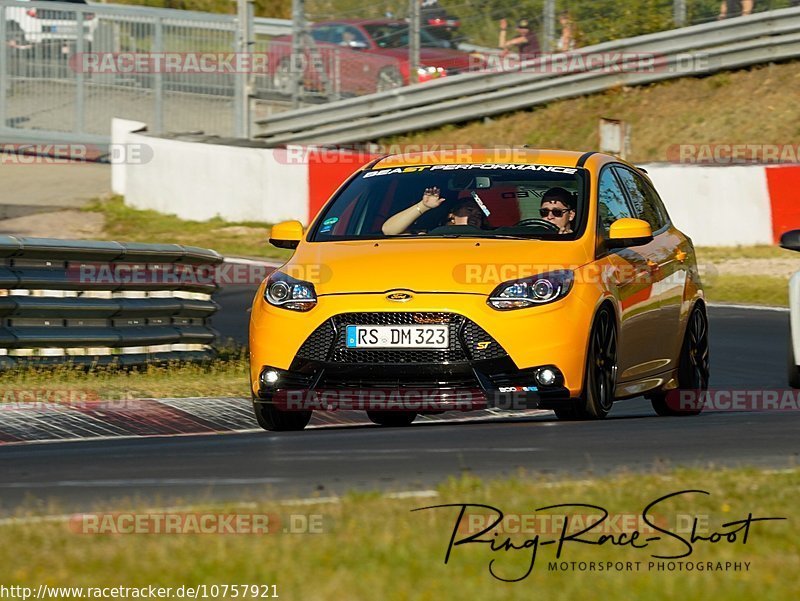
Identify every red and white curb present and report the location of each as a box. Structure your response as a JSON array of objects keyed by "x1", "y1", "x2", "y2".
[{"x1": 0, "y1": 397, "x2": 549, "y2": 446}]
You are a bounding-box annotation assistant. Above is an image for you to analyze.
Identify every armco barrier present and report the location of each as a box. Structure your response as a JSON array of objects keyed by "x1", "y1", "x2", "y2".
[{"x1": 0, "y1": 236, "x2": 222, "y2": 369}]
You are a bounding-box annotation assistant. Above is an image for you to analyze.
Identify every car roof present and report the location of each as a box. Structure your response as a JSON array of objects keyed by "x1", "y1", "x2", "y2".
[
  {"x1": 313, "y1": 20, "x2": 409, "y2": 27},
  {"x1": 371, "y1": 149, "x2": 600, "y2": 170}
]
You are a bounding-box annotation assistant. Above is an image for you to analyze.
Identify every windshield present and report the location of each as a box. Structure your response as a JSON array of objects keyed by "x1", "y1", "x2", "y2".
[
  {"x1": 310, "y1": 163, "x2": 588, "y2": 242},
  {"x1": 363, "y1": 24, "x2": 446, "y2": 48}
]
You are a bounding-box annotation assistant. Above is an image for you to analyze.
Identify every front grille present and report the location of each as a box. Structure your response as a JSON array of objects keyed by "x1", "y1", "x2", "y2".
[
  {"x1": 295, "y1": 312, "x2": 508, "y2": 365},
  {"x1": 462, "y1": 320, "x2": 508, "y2": 361},
  {"x1": 331, "y1": 312, "x2": 465, "y2": 364},
  {"x1": 296, "y1": 319, "x2": 336, "y2": 361}
]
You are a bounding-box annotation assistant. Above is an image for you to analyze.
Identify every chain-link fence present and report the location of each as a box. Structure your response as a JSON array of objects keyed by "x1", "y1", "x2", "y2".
[
  {"x1": 1, "y1": 0, "x2": 796, "y2": 145},
  {"x1": 0, "y1": 1, "x2": 249, "y2": 142},
  {"x1": 0, "y1": 1, "x2": 412, "y2": 144}
]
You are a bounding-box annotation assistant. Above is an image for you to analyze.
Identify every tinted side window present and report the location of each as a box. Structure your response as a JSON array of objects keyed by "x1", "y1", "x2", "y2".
[
  {"x1": 598, "y1": 168, "x2": 634, "y2": 233},
  {"x1": 613, "y1": 167, "x2": 665, "y2": 231},
  {"x1": 643, "y1": 180, "x2": 671, "y2": 227},
  {"x1": 311, "y1": 26, "x2": 333, "y2": 43}
]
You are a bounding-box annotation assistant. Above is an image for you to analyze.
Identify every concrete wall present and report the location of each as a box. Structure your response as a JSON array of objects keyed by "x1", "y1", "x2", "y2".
[
  {"x1": 113, "y1": 120, "x2": 800, "y2": 246},
  {"x1": 641, "y1": 164, "x2": 774, "y2": 246},
  {"x1": 113, "y1": 119, "x2": 309, "y2": 224}
]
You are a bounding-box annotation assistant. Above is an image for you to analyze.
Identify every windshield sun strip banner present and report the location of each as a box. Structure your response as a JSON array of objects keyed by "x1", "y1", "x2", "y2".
[{"x1": 363, "y1": 164, "x2": 580, "y2": 178}]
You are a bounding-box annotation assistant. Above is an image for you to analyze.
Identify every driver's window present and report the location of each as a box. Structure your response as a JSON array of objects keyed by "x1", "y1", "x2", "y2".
[
  {"x1": 311, "y1": 26, "x2": 333, "y2": 43},
  {"x1": 342, "y1": 26, "x2": 368, "y2": 46},
  {"x1": 598, "y1": 168, "x2": 634, "y2": 234}
]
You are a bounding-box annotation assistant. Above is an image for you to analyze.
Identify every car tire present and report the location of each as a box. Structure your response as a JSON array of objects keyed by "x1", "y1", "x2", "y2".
[
  {"x1": 252, "y1": 395, "x2": 312, "y2": 431},
  {"x1": 375, "y1": 67, "x2": 403, "y2": 92},
  {"x1": 366, "y1": 410, "x2": 416, "y2": 427},
  {"x1": 565, "y1": 306, "x2": 618, "y2": 420},
  {"x1": 553, "y1": 406, "x2": 582, "y2": 420},
  {"x1": 650, "y1": 304, "x2": 709, "y2": 416},
  {"x1": 789, "y1": 334, "x2": 800, "y2": 389}
]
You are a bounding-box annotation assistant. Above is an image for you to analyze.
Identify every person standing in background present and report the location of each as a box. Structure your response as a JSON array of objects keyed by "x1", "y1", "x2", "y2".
[
  {"x1": 498, "y1": 18, "x2": 541, "y2": 58},
  {"x1": 557, "y1": 10, "x2": 579, "y2": 52},
  {"x1": 719, "y1": 0, "x2": 754, "y2": 19}
]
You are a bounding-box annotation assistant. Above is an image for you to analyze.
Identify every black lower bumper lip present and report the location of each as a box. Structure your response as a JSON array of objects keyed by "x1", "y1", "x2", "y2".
[{"x1": 257, "y1": 387, "x2": 570, "y2": 412}]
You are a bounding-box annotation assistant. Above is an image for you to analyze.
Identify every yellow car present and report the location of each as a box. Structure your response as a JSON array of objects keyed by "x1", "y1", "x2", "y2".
[{"x1": 249, "y1": 149, "x2": 709, "y2": 431}]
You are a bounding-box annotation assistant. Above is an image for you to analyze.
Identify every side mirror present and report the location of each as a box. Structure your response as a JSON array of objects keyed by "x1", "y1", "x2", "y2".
[
  {"x1": 344, "y1": 40, "x2": 368, "y2": 49},
  {"x1": 780, "y1": 230, "x2": 800, "y2": 252},
  {"x1": 606, "y1": 218, "x2": 653, "y2": 249},
  {"x1": 269, "y1": 220, "x2": 304, "y2": 250}
]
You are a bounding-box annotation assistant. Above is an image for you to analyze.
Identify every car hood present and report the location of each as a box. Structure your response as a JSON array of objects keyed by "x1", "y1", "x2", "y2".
[{"x1": 284, "y1": 238, "x2": 591, "y2": 296}]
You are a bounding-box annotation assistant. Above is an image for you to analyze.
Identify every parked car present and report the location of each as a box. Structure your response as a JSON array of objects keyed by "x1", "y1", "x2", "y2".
[
  {"x1": 268, "y1": 19, "x2": 485, "y2": 96},
  {"x1": 4, "y1": 0, "x2": 97, "y2": 55},
  {"x1": 420, "y1": 0, "x2": 463, "y2": 48},
  {"x1": 780, "y1": 230, "x2": 800, "y2": 387},
  {"x1": 249, "y1": 149, "x2": 710, "y2": 431}
]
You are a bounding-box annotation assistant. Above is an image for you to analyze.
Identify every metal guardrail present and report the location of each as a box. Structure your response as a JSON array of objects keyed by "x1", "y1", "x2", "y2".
[
  {"x1": 0, "y1": 236, "x2": 222, "y2": 369},
  {"x1": 255, "y1": 6, "x2": 800, "y2": 145}
]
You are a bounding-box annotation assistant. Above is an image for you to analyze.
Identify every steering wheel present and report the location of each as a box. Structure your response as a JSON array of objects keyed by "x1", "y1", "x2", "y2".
[{"x1": 514, "y1": 218, "x2": 560, "y2": 232}]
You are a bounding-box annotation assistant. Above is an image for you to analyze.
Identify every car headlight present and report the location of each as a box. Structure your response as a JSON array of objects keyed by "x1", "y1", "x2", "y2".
[
  {"x1": 264, "y1": 271, "x2": 317, "y2": 312},
  {"x1": 488, "y1": 270, "x2": 574, "y2": 310},
  {"x1": 417, "y1": 65, "x2": 445, "y2": 77}
]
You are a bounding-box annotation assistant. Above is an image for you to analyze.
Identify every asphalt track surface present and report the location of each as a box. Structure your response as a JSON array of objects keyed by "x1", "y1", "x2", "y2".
[{"x1": 0, "y1": 302, "x2": 797, "y2": 515}]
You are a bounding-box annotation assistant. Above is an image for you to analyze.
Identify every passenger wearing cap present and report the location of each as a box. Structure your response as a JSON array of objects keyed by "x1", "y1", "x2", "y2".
[
  {"x1": 539, "y1": 187, "x2": 576, "y2": 234},
  {"x1": 498, "y1": 17, "x2": 541, "y2": 58}
]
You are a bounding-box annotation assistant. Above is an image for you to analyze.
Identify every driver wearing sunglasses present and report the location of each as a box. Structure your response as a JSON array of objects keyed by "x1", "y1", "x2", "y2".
[{"x1": 539, "y1": 187, "x2": 576, "y2": 234}]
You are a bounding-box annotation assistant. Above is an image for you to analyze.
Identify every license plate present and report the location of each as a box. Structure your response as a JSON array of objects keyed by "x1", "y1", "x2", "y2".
[{"x1": 346, "y1": 325, "x2": 448, "y2": 349}]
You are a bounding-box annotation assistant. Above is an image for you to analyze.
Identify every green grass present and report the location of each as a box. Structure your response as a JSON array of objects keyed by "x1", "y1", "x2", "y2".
[
  {"x1": 1, "y1": 467, "x2": 796, "y2": 599},
  {"x1": 0, "y1": 354, "x2": 249, "y2": 401},
  {"x1": 696, "y1": 245, "x2": 794, "y2": 262},
  {"x1": 84, "y1": 197, "x2": 291, "y2": 261},
  {"x1": 705, "y1": 275, "x2": 789, "y2": 307},
  {"x1": 696, "y1": 246, "x2": 796, "y2": 307}
]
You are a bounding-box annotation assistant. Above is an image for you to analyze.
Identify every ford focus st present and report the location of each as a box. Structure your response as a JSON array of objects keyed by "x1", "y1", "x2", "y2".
[{"x1": 249, "y1": 150, "x2": 710, "y2": 431}]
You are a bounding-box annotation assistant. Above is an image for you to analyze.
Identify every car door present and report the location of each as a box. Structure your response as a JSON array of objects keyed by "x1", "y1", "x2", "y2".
[
  {"x1": 595, "y1": 166, "x2": 664, "y2": 383},
  {"x1": 336, "y1": 25, "x2": 379, "y2": 94},
  {"x1": 613, "y1": 166, "x2": 685, "y2": 371}
]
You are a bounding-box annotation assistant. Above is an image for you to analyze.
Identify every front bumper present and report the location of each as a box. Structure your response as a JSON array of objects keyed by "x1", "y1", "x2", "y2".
[
  {"x1": 254, "y1": 357, "x2": 570, "y2": 412},
  {"x1": 252, "y1": 307, "x2": 579, "y2": 411},
  {"x1": 250, "y1": 290, "x2": 595, "y2": 402}
]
